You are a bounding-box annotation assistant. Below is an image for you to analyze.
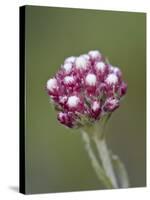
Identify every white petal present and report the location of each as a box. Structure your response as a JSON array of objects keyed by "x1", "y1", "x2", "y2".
[
  {"x1": 86, "y1": 73, "x2": 97, "y2": 86},
  {"x1": 64, "y1": 76, "x2": 74, "y2": 84},
  {"x1": 75, "y1": 56, "x2": 88, "y2": 69},
  {"x1": 96, "y1": 62, "x2": 106, "y2": 72},
  {"x1": 105, "y1": 74, "x2": 118, "y2": 85},
  {"x1": 47, "y1": 78, "x2": 57, "y2": 91},
  {"x1": 63, "y1": 63, "x2": 73, "y2": 72},
  {"x1": 67, "y1": 96, "x2": 79, "y2": 108},
  {"x1": 88, "y1": 50, "x2": 101, "y2": 59},
  {"x1": 65, "y1": 56, "x2": 76, "y2": 63},
  {"x1": 81, "y1": 54, "x2": 90, "y2": 60},
  {"x1": 92, "y1": 101, "x2": 100, "y2": 111}
]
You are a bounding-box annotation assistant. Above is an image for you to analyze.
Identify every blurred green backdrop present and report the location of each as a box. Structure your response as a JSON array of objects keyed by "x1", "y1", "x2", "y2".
[{"x1": 25, "y1": 6, "x2": 146, "y2": 194}]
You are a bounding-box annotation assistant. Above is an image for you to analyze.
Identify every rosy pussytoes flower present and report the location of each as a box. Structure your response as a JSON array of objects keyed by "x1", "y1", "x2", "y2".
[
  {"x1": 46, "y1": 50, "x2": 127, "y2": 128},
  {"x1": 46, "y1": 50, "x2": 129, "y2": 189}
]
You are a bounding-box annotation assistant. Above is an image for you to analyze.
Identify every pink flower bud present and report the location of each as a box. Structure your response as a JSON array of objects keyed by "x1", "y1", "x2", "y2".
[
  {"x1": 91, "y1": 101, "x2": 101, "y2": 119},
  {"x1": 66, "y1": 95, "x2": 83, "y2": 112},
  {"x1": 85, "y1": 73, "x2": 97, "y2": 95},
  {"x1": 46, "y1": 78, "x2": 60, "y2": 99},
  {"x1": 105, "y1": 73, "x2": 118, "y2": 86},
  {"x1": 103, "y1": 97, "x2": 119, "y2": 112},
  {"x1": 88, "y1": 50, "x2": 102, "y2": 63},
  {"x1": 75, "y1": 56, "x2": 89, "y2": 70},
  {"x1": 95, "y1": 61, "x2": 106, "y2": 73},
  {"x1": 57, "y1": 112, "x2": 75, "y2": 128},
  {"x1": 119, "y1": 82, "x2": 127, "y2": 97},
  {"x1": 110, "y1": 66, "x2": 122, "y2": 81},
  {"x1": 62, "y1": 63, "x2": 73, "y2": 73},
  {"x1": 85, "y1": 73, "x2": 97, "y2": 86},
  {"x1": 63, "y1": 76, "x2": 75, "y2": 86},
  {"x1": 113, "y1": 67, "x2": 122, "y2": 77},
  {"x1": 95, "y1": 61, "x2": 109, "y2": 81},
  {"x1": 47, "y1": 78, "x2": 58, "y2": 92},
  {"x1": 67, "y1": 95, "x2": 79, "y2": 107}
]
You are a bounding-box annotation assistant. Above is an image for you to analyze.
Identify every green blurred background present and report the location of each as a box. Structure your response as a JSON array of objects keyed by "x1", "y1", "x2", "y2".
[{"x1": 25, "y1": 6, "x2": 146, "y2": 194}]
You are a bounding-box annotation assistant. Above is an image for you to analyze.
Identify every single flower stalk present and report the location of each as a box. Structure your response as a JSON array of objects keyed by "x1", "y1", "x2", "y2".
[{"x1": 46, "y1": 50, "x2": 129, "y2": 189}]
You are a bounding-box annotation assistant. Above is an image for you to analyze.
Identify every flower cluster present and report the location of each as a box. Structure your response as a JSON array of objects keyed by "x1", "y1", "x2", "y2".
[{"x1": 46, "y1": 50, "x2": 127, "y2": 128}]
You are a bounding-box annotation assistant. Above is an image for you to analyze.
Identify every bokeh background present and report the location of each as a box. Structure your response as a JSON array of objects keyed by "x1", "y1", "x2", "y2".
[{"x1": 25, "y1": 6, "x2": 146, "y2": 194}]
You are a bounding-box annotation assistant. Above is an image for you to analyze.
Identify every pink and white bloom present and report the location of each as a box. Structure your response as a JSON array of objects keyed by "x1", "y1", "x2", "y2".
[
  {"x1": 46, "y1": 50, "x2": 127, "y2": 128},
  {"x1": 103, "y1": 97, "x2": 120, "y2": 112}
]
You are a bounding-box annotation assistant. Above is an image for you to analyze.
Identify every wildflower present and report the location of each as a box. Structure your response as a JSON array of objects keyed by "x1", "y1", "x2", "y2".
[
  {"x1": 46, "y1": 51, "x2": 129, "y2": 189},
  {"x1": 46, "y1": 50, "x2": 127, "y2": 128}
]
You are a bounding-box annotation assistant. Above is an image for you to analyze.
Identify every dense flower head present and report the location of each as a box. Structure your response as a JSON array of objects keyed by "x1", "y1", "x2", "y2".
[{"x1": 46, "y1": 50, "x2": 127, "y2": 128}]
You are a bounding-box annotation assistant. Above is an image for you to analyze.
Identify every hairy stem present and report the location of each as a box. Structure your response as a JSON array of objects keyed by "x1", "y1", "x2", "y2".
[
  {"x1": 81, "y1": 131, "x2": 113, "y2": 189},
  {"x1": 93, "y1": 136, "x2": 118, "y2": 188},
  {"x1": 111, "y1": 154, "x2": 130, "y2": 188}
]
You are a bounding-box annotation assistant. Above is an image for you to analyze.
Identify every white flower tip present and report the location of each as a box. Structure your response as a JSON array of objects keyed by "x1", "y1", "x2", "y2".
[
  {"x1": 64, "y1": 76, "x2": 74, "y2": 84},
  {"x1": 105, "y1": 74, "x2": 118, "y2": 85},
  {"x1": 110, "y1": 65, "x2": 120, "y2": 73},
  {"x1": 65, "y1": 56, "x2": 76, "y2": 64},
  {"x1": 67, "y1": 96, "x2": 79, "y2": 108},
  {"x1": 113, "y1": 67, "x2": 121, "y2": 75},
  {"x1": 96, "y1": 62, "x2": 106, "y2": 71},
  {"x1": 63, "y1": 63, "x2": 73, "y2": 72},
  {"x1": 86, "y1": 73, "x2": 97, "y2": 86},
  {"x1": 47, "y1": 78, "x2": 57, "y2": 91},
  {"x1": 75, "y1": 56, "x2": 87, "y2": 69},
  {"x1": 88, "y1": 50, "x2": 101, "y2": 59},
  {"x1": 81, "y1": 54, "x2": 90, "y2": 60},
  {"x1": 92, "y1": 101, "x2": 100, "y2": 111}
]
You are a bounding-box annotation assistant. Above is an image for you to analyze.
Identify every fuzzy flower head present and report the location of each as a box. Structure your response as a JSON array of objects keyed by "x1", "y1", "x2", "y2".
[{"x1": 46, "y1": 50, "x2": 127, "y2": 128}]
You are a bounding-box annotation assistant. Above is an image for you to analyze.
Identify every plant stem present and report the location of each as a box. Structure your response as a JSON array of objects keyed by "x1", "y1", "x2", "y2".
[
  {"x1": 93, "y1": 136, "x2": 118, "y2": 188},
  {"x1": 111, "y1": 154, "x2": 130, "y2": 188},
  {"x1": 81, "y1": 131, "x2": 113, "y2": 189}
]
